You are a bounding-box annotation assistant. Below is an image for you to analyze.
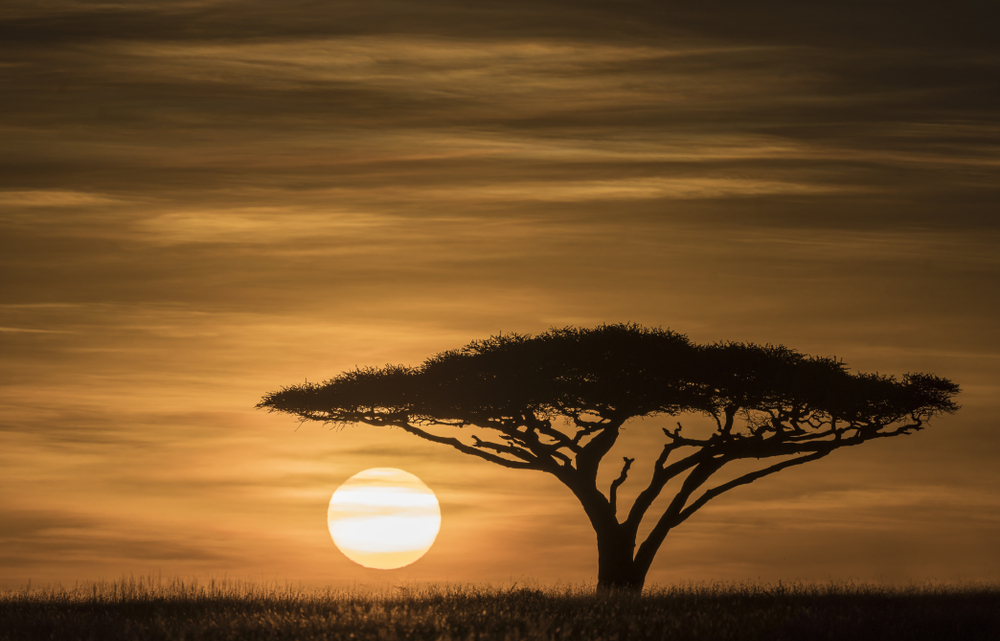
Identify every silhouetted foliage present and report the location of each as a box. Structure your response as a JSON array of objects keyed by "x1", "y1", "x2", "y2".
[{"x1": 258, "y1": 324, "x2": 960, "y2": 591}]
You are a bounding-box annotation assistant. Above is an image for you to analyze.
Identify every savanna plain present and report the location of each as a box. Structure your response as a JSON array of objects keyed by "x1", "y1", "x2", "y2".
[{"x1": 2, "y1": 577, "x2": 998, "y2": 641}]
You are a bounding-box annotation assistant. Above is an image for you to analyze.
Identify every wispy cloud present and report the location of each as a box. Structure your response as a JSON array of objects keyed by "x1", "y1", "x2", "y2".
[{"x1": 0, "y1": 190, "x2": 122, "y2": 207}]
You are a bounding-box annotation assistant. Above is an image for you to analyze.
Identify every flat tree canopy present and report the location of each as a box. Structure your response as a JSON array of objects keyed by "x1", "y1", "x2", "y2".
[{"x1": 258, "y1": 323, "x2": 960, "y2": 590}]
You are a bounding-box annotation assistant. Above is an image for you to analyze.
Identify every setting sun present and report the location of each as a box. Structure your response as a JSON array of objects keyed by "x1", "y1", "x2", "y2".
[{"x1": 327, "y1": 468, "x2": 442, "y2": 570}]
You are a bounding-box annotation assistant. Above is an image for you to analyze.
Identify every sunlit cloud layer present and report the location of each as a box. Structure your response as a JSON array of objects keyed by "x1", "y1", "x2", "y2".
[{"x1": 1, "y1": 0, "x2": 998, "y2": 588}]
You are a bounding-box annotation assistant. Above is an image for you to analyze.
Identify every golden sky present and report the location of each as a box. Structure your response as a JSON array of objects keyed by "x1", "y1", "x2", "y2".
[{"x1": 2, "y1": 0, "x2": 998, "y2": 588}]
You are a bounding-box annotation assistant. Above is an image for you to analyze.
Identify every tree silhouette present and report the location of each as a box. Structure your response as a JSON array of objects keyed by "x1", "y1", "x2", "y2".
[{"x1": 257, "y1": 324, "x2": 960, "y2": 591}]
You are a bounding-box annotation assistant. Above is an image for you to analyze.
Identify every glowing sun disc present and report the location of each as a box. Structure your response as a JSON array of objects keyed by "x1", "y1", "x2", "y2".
[{"x1": 327, "y1": 468, "x2": 441, "y2": 569}]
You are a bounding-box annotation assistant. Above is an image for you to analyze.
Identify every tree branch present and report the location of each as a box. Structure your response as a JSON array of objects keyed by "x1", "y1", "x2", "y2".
[
  {"x1": 622, "y1": 446, "x2": 708, "y2": 535},
  {"x1": 513, "y1": 414, "x2": 578, "y2": 467},
  {"x1": 675, "y1": 451, "x2": 831, "y2": 528},
  {"x1": 525, "y1": 414, "x2": 582, "y2": 454},
  {"x1": 609, "y1": 457, "x2": 634, "y2": 517},
  {"x1": 575, "y1": 418, "x2": 625, "y2": 480},
  {"x1": 470, "y1": 434, "x2": 541, "y2": 464},
  {"x1": 355, "y1": 417, "x2": 540, "y2": 471},
  {"x1": 633, "y1": 456, "x2": 725, "y2": 573},
  {"x1": 663, "y1": 422, "x2": 712, "y2": 446},
  {"x1": 570, "y1": 414, "x2": 610, "y2": 446},
  {"x1": 422, "y1": 412, "x2": 576, "y2": 469}
]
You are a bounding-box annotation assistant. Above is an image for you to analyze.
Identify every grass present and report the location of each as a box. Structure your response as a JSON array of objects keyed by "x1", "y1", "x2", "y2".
[{"x1": 2, "y1": 577, "x2": 998, "y2": 640}]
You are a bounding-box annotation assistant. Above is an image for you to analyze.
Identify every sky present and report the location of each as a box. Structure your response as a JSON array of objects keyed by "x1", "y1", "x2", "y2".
[{"x1": 2, "y1": 0, "x2": 999, "y2": 589}]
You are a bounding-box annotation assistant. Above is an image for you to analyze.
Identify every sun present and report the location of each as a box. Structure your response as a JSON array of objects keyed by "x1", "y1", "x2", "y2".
[{"x1": 327, "y1": 468, "x2": 442, "y2": 570}]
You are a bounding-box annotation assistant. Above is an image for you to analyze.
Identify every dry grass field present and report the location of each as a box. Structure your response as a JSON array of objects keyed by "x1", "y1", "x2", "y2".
[{"x1": 2, "y1": 577, "x2": 998, "y2": 640}]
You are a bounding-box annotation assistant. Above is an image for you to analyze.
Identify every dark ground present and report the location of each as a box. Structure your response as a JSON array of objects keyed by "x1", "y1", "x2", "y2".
[{"x1": 2, "y1": 579, "x2": 998, "y2": 640}]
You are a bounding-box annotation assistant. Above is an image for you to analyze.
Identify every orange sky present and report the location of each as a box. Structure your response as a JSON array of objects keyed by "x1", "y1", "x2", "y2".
[{"x1": 2, "y1": 1, "x2": 999, "y2": 589}]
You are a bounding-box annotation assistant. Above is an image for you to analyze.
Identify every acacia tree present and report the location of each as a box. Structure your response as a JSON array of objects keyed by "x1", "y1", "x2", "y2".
[{"x1": 257, "y1": 324, "x2": 959, "y2": 591}]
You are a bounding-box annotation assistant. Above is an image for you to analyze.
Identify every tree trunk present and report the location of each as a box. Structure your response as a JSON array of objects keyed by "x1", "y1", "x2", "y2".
[
  {"x1": 563, "y1": 476, "x2": 648, "y2": 592},
  {"x1": 595, "y1": 526, "x2": 646, "y2": 592}
]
